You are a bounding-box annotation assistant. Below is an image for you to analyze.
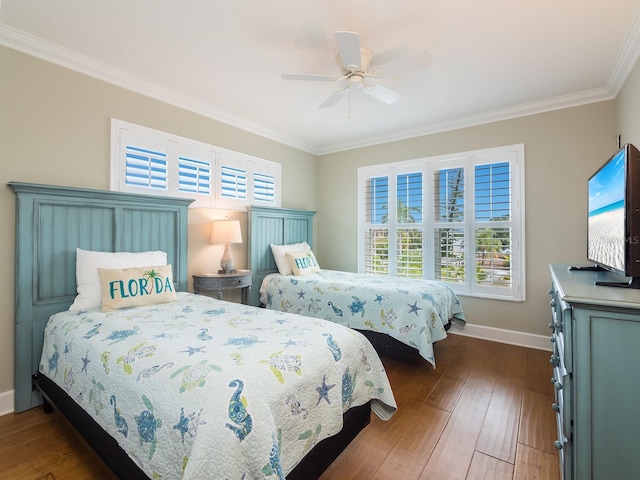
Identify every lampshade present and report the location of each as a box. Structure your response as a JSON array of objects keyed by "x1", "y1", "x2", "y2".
[{"x1": 210, "y1": 220, "x2": 242, "y2": 245}]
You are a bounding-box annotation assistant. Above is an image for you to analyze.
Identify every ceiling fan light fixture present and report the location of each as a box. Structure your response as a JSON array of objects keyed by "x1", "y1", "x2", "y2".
[
  {"x1": 282, "y1": 31, "x2": 431, "y2": 111},
  {"x1": 336, "y1": 48, "x2": 372, "y2": 74},
  {"x1": 349, "y1": 74, "x2": 365, "y2": 89}
]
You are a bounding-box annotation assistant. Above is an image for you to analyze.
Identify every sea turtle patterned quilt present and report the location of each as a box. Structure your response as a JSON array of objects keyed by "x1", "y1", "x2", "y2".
[
  {"x1": 39, "y1": 292, "x2": 396, "y2": 479},
  {"x1": 260, "y1": 270, "x2": 466, "y2": 366}
]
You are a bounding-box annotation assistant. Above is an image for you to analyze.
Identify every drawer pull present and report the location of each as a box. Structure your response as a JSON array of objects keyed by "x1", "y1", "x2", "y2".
[
  {"x1": 552, "y1": 403, "x2": 560, "y2": 412},
  {"x1": 554, "y1": 440, "x2": 563, "y2": 450},
  {"x1": 550, "y1": 299, "x2": 556, "y2": 307},
  {"x1": 549, "y1": 355, "x2": 559, "y2": 366},
  {"x1": 550, "y1": 377, "x2": 563, "y2": 390}
]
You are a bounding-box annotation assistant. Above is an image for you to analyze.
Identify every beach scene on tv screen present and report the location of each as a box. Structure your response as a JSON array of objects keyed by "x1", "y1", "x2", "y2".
[{"x1": 588, "y1": 151, "x2": 625, "y2": 272}]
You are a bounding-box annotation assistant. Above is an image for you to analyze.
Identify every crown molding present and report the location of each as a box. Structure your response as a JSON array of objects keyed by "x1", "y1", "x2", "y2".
[
  {"x1": 317, "y1": 88, "x2": 616, "y2": 155},
  {"x1": 606, "y1": 6, "x2": 640, "y2": 94}
]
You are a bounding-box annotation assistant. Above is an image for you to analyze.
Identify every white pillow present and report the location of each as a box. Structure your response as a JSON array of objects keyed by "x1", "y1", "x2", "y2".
[
  {"x1": 69, "y1": 248, "x2": 168, "y2": 311},
  {"x1": 270, "y1": 242, "x2": 310, "y2": 275}
]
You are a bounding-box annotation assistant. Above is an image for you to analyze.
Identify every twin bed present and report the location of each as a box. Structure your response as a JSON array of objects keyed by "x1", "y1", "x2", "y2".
[
  {"x1": 10, "y1": 183, "x2": 396, "y2": 479},
  {"x1": 247, "y1": 206, "x2": 466, "y2": 367}
]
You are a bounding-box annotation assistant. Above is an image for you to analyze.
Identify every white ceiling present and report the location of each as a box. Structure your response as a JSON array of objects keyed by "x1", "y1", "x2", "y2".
[{"x1": 2, "y1": 0, "x2": 640, "y2": 155}]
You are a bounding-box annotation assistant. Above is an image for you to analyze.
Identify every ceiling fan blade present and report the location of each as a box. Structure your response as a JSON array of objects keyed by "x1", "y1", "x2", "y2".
[
  {"x1": 319, "y1": 89, "x2": 347, "y2": 108},
  {"x1": 365, "y1": 83, "x2": 401, "y2": 105},
  {"x1": 282, "y1": 73, "x2": 337, "y2": 82},
  {"x1": 335, "y1": 31, "x2": 362, "y2": 71},
  {"x1": 372, "y1": 51, "x2": 432, "y2": 78}
]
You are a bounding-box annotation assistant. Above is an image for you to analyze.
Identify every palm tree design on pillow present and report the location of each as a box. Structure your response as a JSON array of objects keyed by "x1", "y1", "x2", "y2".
[{"x1": 143, "y1": 268, "x2": 161, "y2": 281}]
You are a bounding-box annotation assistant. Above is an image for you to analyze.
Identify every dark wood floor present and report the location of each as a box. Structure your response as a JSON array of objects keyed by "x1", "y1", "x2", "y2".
[
  {"x1": 0, "y1": 334, "x2": 559, "y2": 480},
  {"x1": 320, "y1": 333, "x2": 559, "y2": 480}
]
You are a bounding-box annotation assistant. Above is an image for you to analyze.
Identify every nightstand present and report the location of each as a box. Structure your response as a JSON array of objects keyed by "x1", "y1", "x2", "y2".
[{"x1": 193, "y1": 270, "x2": 252, "y2": 304}]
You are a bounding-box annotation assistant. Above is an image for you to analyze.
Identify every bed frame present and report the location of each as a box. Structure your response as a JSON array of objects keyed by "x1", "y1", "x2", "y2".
[
  {"x1": 10, "y1": 182, "x2": 192, "y2": 413},
  {"x1": 247, "y1": 205, "x2": 316, "y2": 306},
  {"x1": 10, "y1": 183, "x2": 370, "y2": 479}
]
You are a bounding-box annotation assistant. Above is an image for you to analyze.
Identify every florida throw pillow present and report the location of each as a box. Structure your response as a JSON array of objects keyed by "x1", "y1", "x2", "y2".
[
  {"x1": 98, "y1": 264, "x2": 177, "y2": 312},
  {"x1": 286, "y1": 250, "x2": 320, "y2": 276}
]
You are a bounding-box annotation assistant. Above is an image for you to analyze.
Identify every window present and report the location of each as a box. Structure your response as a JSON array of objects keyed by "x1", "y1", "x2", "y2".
[
  {"x1": 359, "y1": 144, "x2": 525, "y2": 301},
  {"x1": 178, "y1": 156, "x2": 211, "y2": 195},
  {"x1": 124, "y1": 145, "x2": 168, "y2": 190},
  {"x1": 110, "y1": 119, "x2": 281, "y2": 209},
  {"x1": 221, "y1": 165, "x2": 248, "y2": 200},
  {"x1": 254, "y1": 172, "x2": 276, "y2": 203}
]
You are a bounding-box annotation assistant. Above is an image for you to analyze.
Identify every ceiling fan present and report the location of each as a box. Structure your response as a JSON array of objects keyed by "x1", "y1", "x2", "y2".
[{"x1": 282, "y1": 31, "x2": 432, "y2": 109}]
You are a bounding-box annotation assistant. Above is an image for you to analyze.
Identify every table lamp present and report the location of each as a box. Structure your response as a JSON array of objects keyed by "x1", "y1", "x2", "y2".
[{"x1": 210, "y1": 219, "x2": 242, "y2": 273}]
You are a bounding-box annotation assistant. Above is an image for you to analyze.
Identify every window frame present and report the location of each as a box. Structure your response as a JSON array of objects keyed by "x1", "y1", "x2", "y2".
[
  {"x1": 358, "y1": 144, "x2": 525, "y2": 302},
  {"x1": 110, "y1": 119, "x2": 281, "y2": 209}
]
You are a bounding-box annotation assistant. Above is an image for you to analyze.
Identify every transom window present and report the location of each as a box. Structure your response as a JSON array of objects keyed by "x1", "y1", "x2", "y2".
[
  {"x1": 358, "y1": 144, "x2": 525, "y2": 301},
  {"x1": 110, "y1": 119, "x2": 280, "y2": 209}
]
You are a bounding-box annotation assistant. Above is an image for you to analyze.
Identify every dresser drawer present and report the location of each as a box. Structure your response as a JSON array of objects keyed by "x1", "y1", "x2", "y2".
[
  {"x1": 549, "y1": 285, "x2": 572, "y2": 373},
  {"x1": 553, "y1": 359, "x2": 572, "y2": 480},
  {"x1": 555, "y1": 409, "x2": 566, "y2": 480},
  {"x1": 560, "y1": 304, "x2": 572, "y2": 373},
  {"x1": 195, "y1": 274, "x2": 251, "y2": 290},
  {"x1": 553, "y1": 363, "x2": 571, "y2": 438},
  {"x1": 554, "y1": 406, "x2": 573, "y2": 480}
]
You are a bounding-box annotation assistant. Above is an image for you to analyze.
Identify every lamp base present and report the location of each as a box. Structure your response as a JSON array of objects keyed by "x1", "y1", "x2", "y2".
[{"x1": 219, "y1": 243, "x2": 236, "y2": 274}]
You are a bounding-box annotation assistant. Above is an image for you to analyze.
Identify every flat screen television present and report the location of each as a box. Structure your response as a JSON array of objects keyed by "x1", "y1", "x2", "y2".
[{"x1": 587, "y1": 143, "x2": 640, "y2": 288}]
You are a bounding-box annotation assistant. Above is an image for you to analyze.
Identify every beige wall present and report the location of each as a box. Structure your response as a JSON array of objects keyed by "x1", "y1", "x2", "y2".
[
  {"x1": 317, "y1": 102, "x2": 618, "y2": 337},
  {"x1": 0, "y1": 46, "x2": 318, "y2": 395}
]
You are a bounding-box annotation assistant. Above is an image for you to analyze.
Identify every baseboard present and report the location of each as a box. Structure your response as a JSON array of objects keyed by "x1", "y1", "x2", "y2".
[
  {"x1": 449, "y1": 322, "x2": 552, "y2": 351},
  {"x1": 0, "y1": 389, "x2": 14, "y2": 416}
]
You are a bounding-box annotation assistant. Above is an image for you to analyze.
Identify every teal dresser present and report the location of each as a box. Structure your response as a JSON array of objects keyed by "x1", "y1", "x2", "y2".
[{"x1": 549, "y1": 264, "x2": 640, "y2": 480}]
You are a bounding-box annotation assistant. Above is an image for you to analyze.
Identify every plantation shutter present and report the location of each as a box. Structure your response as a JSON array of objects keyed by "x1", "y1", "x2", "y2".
[
  {"x1": 221, "y1": 165, "x2": 247, "y2": 199},
  {"x1": 254, "y1": 172, "x2": 276, "y2": 203},
  {"x1": 396, "y1": 172, "x2": 423, "y2": 278},
  {"x1": 432, "y1": 166, "x2": 465, "y2": 283},
  {"x1": 125, "y1": 146, "x2": 168, "y2": 190},
  {"x1": 474, "y1": 161, "x2": 512, "y2": 288},
  {"x1": 178, "y1": 156, "x2": 211, "y2": 195},
  {"x1": 121, "y1": 128, "x2": 169, "y2": 192},
  {"x1": 364, "y1": 176, "x2": 389, "y2": 274}
]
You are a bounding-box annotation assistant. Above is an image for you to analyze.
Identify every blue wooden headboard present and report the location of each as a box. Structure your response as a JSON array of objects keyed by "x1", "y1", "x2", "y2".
[
  {"x1": 9, "y1": 182, "x2": 193, "y2": 412},
  {"x1": 247, "y1": 206, "x2": 316, "y2": 306}
]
